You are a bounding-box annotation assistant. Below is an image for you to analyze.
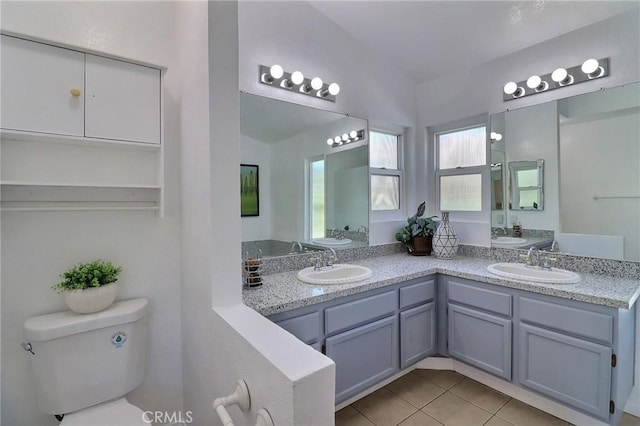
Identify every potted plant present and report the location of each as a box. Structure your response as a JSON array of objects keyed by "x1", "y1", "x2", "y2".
[
  {"x1": 52, "y1": 260, "x2": 122, "y2": 314},
  {"x1": 395, "y1": 202, "x2": 439, "y2": 256}
]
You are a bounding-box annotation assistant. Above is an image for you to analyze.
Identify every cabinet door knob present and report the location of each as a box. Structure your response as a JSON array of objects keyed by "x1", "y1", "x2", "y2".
[{"x1": 70, "y1": 87, "x2": 82, "y2": 97}]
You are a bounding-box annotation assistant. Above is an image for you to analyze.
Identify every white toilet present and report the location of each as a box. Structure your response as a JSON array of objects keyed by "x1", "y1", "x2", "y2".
[{"x1": 23, "y1": 298, "x2": 149, "y2": 425}]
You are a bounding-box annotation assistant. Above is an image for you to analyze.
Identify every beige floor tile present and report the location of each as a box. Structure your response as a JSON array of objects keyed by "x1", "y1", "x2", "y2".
[
  {"x1": 398, "y1": 410, "x2": 444, "y2": 426},
  {"x1": 485, "y1": 416, "x2": 515, "y2": 426},
  {"x1": 386, "y1": 372, "x2": 447, "y2": 408},
  {"x1": 619, "y1": 413, "x2": 640, "y2": 426},
  {"x1": 422, "y1": 392, "x2": 493, "y2": 426},
  {"x1": 449, "y1": 378, "x2": 511, "y2": 414},
  {"x1": 335, "y1": 406, "x2": 375, "y2": 426},
  {"x1": 413, "y1": 369, "x2": 465, "y2": 390},
  {"x1": 496, "y1": 399, "x2": 571, "y2": 426},
  {"x1": 352, "y1": 387, "x2": 418, "y2": 426}
]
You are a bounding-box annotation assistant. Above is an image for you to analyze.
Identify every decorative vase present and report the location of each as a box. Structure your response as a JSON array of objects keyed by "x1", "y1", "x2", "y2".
[
  {"x1": 64, "y1": 283, "x2": 119, "y2": 314},
  {"x1": 432, "y1": 212, "x2": 458, "y2": 259},
  {"x1": 410, "y1": 235, "x2": 433, "y2": 256}
]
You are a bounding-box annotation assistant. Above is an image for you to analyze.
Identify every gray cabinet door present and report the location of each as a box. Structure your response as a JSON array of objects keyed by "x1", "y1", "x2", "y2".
[
  {"x1": 448, "y1": 304, "x2": 512, "y2": 380},
  {"x1": 326, "y1": 315, "x2": 399, "y2": 403},
  {"x1": 519, "y1": 323, "x2": 612, "y2": 419},
  {"x1": 400, "y1": 302, "x2": 435, "y2": 369}
]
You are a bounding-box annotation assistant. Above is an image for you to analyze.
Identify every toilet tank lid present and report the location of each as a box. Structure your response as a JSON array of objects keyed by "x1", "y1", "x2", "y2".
[{"x1": 24, "y1": 298, "x2": 148, "y2": 342}]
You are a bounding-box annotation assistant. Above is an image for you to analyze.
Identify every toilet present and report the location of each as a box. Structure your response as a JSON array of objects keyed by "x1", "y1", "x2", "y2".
[{"x1": 23, "y1": 298, "x2": 149, "y2": 425}]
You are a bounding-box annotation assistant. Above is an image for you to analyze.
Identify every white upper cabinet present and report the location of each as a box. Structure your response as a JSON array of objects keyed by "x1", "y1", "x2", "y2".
[
  {"x1": 1, "y1": 35, "x2": 85, "y2": 137},
  {"x1": 85, "y1": 55, "x2": 160, "y2": 144},
  {"x1": 1, "y1": 35, "x2": 161, "y2": 144}
]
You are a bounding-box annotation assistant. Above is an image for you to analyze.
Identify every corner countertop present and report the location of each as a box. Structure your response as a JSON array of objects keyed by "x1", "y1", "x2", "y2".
[{"x1": 242, "y1": 253, "x2": 640, "y2": 316}]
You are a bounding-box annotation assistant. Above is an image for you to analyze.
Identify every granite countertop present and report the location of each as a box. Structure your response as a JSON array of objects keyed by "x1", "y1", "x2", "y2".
[{"x1": 243, "y1": 253, "x2": 640, "y2": 316}]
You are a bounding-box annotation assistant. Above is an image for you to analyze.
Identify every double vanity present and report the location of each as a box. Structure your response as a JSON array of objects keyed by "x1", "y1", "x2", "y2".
[{"x1": 243, "y1": 250, "x2": 640, "y2": 425}]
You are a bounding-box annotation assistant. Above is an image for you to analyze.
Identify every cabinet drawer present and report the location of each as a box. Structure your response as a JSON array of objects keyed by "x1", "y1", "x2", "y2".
[
  {"x1": 325, "y1": 290, "x2": 396, "y2": 335},
  {"x1": 399, "y1": 278, "x2": 435, "y2": 309},
  {"x1": 275, "y1": 311, "x2": 321, "y2": 344},
  {"x1": 448, "y1": 279, "x2": 511, "y2": 316},
  {"x1": 520, "y1": 297, "x2": 613, "y2": 344}
]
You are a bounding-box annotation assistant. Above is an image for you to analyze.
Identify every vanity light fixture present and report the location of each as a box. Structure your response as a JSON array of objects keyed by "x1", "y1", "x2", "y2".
[
  {"x1": 327, "y1": 129, "x2": 365, "y2": 148},
  {"x1": 490, "y1": 132, "x2": 503, "y2": 141},
  {"x1": 503, "y1": 57, "x2": 609, "y2": 101},
  {"x1": 259, "y1": 64, "x2": 340, "y2": 102}
]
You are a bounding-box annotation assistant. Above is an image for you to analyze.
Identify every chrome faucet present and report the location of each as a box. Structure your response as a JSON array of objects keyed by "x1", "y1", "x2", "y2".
[
  {"x1": 523, "y1": 246, "x2": 539, "y2": 267},
  {"x1": 550, "y1": 241, "x2": 560, "y2": 252},
  {"x1": 324, "y1": 248, "x2": 338, "y2": 267},
  {"x1": 290, "y1": 241, "x2": 303, "y2": 253},
  {"x1": 492, "y1": 226, "x2": 507, "y2": 238}
]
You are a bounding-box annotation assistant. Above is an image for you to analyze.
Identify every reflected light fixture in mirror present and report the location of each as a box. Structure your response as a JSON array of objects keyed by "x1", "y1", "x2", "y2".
[
  {"x1": 258, "y1": 64, "x2": 340, "y2": 102},
  {"x1": 327, "y1": 129, "x2": 365, "y2": 147},
  {"x1": 503, "y1": 58, "x2": 609, "y2": 101}
]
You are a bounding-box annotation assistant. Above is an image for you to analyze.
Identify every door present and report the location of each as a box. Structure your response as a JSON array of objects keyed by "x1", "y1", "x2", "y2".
[
  {"x1": 326, "y1": 315, "x2": 398, "y2": 403},
  {"x1": 519, "y1": 323, "x2": 612, "y2": 419},
  {"x1": 1, "y1": 35, "x2": 84, "y2": 136},
  {"x1": 400, "y1": 302, "x2": 436, "y2": 369},
  {"x1": 85, "y1": 54, "x2": 160, "y2": 143},
  {"x1": 448, "y1": 304, "x2": 512, "y2": 380}
]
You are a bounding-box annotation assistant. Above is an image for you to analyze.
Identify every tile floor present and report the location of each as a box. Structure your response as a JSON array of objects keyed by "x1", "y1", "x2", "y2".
[{"x1": 335, "y1": 369, "x2": 640, "y2": 426}]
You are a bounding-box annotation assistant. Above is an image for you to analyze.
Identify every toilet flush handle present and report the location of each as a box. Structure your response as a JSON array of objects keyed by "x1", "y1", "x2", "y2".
[{"x1": 21, "y1": 342, "x2": 35, "y2": 355}]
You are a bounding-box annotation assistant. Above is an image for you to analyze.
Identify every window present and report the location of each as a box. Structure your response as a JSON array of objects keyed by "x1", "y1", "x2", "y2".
[
  {"x1": 370, "y1": 130, "x2": 402, "y2": 211},
  {"x1": 309, "y1": 158, "x2": 325, "y2": 239},
  {"x1": 435, "y1": 124, "x2": 486, "y2": 212}
]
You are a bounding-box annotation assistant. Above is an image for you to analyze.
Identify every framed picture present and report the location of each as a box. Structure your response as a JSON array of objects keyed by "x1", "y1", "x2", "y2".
[{"x1": 240, "y1": 164, "x2": 259, "y2": 217}]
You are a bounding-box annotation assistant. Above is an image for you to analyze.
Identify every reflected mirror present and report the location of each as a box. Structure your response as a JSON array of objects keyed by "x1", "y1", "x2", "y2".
[
  {"x1": 240, "y1": 93, "x2": 369, "y2": 258},
  {"x1": 508, "y1": 160, "x2": 544, "y2": 211},
  {"x1": 490, "y1": 82, "x2": 640, "y2": 261}
]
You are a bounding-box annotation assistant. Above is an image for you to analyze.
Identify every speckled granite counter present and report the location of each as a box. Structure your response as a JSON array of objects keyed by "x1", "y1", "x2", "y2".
[{"x1": 243, "y1": 253, "x2": 640, "y2": 316}]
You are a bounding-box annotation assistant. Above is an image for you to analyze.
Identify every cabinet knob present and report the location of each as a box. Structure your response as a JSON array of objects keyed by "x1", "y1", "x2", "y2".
[{"x1": 70, "y1": 88, "x2": 82, "y2": 97}]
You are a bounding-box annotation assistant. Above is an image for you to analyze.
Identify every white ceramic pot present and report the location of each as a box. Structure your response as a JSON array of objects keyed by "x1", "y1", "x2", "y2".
[{"x1": 64, "y1": 283, "x2": 119, "y2": 314}]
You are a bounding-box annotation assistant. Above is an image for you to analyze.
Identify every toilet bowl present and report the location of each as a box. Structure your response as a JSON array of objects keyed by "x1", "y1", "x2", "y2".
[{"x1": 61, "y1": 398, "x2": 147, "y2": 426}]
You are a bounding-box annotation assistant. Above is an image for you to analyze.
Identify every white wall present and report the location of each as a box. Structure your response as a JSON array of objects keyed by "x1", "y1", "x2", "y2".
[
  {"x1": 0, "y1": 2, "x2": 184, "y2": 425},
  {"x1": 179, "y1": 2, "x2": 336, "y2": 425},
  {"x1": 416, "y1": 10, "x2": 640, "y2": 247}
]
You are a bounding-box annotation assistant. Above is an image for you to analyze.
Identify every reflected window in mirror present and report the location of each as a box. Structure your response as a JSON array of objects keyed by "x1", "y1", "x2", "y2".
[
  {"x1": 435, "y1": 124, "x2": 486, "y2": 212},
  {"x1": 309, "y1": 156, "x2": 325, "y2": 239},
  {"x1": 370, "y1": 130, "x2": 402, "y2": 211}
]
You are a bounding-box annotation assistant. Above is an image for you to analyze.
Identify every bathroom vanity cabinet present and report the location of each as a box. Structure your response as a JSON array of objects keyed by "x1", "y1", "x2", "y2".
[
  {"x1": 442, "y1": 275, "x2": 635, "y2": 423},
  {"x1": 268, "y1": 276, "x2": 437, "y2": 404}
]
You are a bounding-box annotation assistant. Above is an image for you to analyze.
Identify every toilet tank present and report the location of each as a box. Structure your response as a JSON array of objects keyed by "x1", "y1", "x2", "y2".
[{"x1": 23, "y1": 298, "x2": 149, "y2": 415}]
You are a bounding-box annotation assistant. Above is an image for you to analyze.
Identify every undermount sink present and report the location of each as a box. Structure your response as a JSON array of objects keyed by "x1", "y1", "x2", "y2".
[
  {"x1": 312, "y1": 237, "x2": 352, "y2": 246},
  {"x1": 487, "y1": 262, "x2": 581, "y2": 284},
  {"x1": 492, "y1": 237, "x2": 528, "y2": 245},
  {"x1": 297, "y1": 264, "x2": 373, "y2": 285}
]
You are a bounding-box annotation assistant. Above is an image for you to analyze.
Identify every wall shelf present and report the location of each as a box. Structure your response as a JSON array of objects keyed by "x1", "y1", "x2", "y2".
[{"x1": 1, "y1": 129, "x2": 161, "y2": 151}]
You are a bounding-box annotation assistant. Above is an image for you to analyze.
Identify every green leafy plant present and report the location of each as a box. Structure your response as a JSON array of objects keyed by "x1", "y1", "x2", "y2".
[
  {"x1": 51, "y1": 260, "x2": 122, "y2": 293},
  {"x1": 395, "y1": 202, "x2": 439, "y2": 248}
]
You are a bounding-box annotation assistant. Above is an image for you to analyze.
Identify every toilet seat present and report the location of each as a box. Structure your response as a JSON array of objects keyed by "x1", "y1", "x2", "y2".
[{"x1": 61, "y1": 398, "x2": 147, "y2": 426}]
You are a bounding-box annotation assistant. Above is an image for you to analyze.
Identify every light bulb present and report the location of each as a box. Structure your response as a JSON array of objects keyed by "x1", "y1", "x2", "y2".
[
  {"x1": 495, "y1": 133, "x2": 503, "y2": 141},
  {"x1": 291, "y1": 71, "x2": 304, "y2": 85},
  {"x1": 581, "y1": 59, "x2": 599, "y2": 75},
  {"x1": 526, "y1": 75, "x2": 541, "y2": 89},
  {"x1": 490, "y1": 132, "x2": 497, "y2": 140},
  {"x1": 327, "y1": 138, "x2": 334, "y2": 146},
  {"x1": 349, "y1": 130, "x2": 358, "y2": 139},
  {"x1": 342, "y1": 133, "x2": 349, "y2": 142},
  {"x1": 328, "y1": 83, "x2": 340, "y2": 96},
  {"x1": 334, "y1": 136, "x2": 341, "y2": 144},
  {"x1": 311, "y1": 77, "x2": 323, "y2": 91},
  {"x1": 581, "y1": 58, "x2": 603, "y2": 78},
  {"x1": 269, "y1": 64, "x2": 284, "y2": 79},
  {"x1": 551, "y1": 68, "x2": 567, "y2": 82},
  {"x1": 503, "y1": 81, "x2": 518, "y2": 95}
]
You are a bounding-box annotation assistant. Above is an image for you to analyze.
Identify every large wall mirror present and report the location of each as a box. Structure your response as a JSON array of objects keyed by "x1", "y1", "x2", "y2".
[
  {"x1": 240, "y1": 93, "x2": 369, "y2": 258},
  {"x1": 490, "y1": 82, "x2": 640, "y2": 261}
]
